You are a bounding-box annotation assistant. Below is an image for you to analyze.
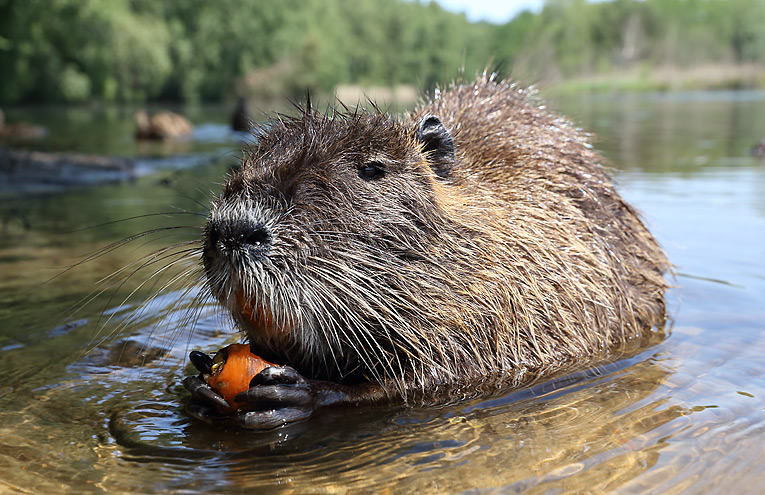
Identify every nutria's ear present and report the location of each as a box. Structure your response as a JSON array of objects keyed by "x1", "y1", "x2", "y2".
[{"x1": 416, "y1": 115, "x2": 454, "y2": 178}]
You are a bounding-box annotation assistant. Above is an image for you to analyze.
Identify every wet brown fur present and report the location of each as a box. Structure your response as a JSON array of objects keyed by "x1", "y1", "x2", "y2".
[{"x1": 202, "y1": 75, "x2": 669, "y2": 400}]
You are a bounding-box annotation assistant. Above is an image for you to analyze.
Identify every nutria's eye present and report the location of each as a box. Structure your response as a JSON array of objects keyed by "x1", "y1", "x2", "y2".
[{"x1": 358, "y1": 162, "x2": 385, "y2": 180}]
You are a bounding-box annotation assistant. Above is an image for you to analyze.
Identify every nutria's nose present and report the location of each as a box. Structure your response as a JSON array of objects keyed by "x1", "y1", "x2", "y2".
[{"x1": 205, "y1": 220, "x2": 272, "y2": 260}]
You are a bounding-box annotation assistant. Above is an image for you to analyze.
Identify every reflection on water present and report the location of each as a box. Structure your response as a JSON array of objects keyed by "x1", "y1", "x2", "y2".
[{"x1": 1, "y1": 91, "x2": 764, "y2": 493}]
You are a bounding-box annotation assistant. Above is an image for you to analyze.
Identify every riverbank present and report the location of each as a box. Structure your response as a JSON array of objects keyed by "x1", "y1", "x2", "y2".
[{"x1": 543, "y1": 64, "x2": 765, "y2": 95}]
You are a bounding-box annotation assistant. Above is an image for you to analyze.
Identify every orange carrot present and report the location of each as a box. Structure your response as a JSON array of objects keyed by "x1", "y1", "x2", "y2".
[{"x1": 203, "y1": 343, "x2": 278, "y2": 410}]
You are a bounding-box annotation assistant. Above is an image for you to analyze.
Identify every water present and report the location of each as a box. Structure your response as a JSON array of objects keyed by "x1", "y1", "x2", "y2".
[{"x1": 0, "y1": 91, "x2": 764, "y2": 494}]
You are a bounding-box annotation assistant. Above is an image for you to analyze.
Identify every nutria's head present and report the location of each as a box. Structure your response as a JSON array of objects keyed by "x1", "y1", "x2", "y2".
[{"x1": 202, "y1": 108, "x2": 458, "y2": 384}]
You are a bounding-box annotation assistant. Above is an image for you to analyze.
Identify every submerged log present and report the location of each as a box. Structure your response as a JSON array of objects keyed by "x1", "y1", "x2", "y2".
[{"x1": 0, "y1": 147, "x2": 135, "y2": 190}]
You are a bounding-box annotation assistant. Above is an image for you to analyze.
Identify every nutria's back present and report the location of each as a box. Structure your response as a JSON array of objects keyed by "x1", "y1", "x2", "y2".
[
  {"x1": 410, "y1": 80, "x2": 668, "y2": 364},
  {"x1": 202, "y1": 76, "x2": 668, "y2": 400}
]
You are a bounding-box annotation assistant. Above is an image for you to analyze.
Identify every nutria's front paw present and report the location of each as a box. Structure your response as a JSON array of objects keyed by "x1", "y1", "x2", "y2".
[
  {"x1": 183, "y1": 350, "x2": 232, "y2": 411},
  {"x1": 229, "y1": 366, "x2": 314, "y2": 429}
]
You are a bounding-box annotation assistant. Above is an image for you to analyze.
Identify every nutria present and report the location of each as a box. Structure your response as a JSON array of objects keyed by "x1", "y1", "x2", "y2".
[
  {"x1": 0, "y1": 108, "x2": 46, "y2": 141},
  {"x1": 231, "y1": 97, "x2": 253, "y2": 132},
  {"x1": 134, "y1": 110, "x2": 193, "y2": 140},
  {"x1": 183, "y1": 75, "x2": 669, "y2": 429},
  {"x1": 752, "y1": 139, "x2": 765, "y2": 160}
]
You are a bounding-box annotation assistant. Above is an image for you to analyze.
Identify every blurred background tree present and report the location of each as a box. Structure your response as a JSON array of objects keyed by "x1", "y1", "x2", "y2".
[{"x1": 1, "y1": 0, "x2": 763, "y2": 104}]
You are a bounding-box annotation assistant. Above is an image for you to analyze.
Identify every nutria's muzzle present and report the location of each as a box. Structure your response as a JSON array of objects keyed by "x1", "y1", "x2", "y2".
[
  {"x1": 202, "y1": 207, "x2": 295, "y2": 342},
  {"x1": 203, "y1": 217, "x2": 272, "y2": 264}
]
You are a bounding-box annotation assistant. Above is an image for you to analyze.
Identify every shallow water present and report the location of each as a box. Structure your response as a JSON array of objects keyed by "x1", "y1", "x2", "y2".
[{"x1": 1, "y1": 91, "x2": 764, "y2": 494}]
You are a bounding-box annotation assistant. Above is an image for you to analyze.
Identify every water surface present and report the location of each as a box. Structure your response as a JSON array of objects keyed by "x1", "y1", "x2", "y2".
[{"x1": 0, "y1": 91, "x2": 763, "y2": 494}]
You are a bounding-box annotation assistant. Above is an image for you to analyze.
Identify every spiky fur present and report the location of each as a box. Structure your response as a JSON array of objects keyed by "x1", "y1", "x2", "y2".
[{"x1": 202, "y1": 76, "x2": 669, "y2": 401}]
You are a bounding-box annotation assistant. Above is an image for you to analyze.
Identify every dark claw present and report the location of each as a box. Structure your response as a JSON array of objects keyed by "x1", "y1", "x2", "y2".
[
  {"x1": 234, "y1": 408, "x2": 313, "y2": 430},
  {"x1": 189, "y1": 350, "x2": 214, "y2": 375},
  {"x1": 234, "y1": 383, "x2": 313, "y2": 409},
  {"x1": 249, "y1": 365, "x2": 306, "y2": 387},
  {"x1": 182, "y1": 375, "x2": 231, "y2": 410}
]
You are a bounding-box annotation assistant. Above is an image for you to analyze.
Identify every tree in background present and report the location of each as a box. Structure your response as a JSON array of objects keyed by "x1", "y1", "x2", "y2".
[{"x1": 1, "y1": 0, "x2": 764, "y2": 104}]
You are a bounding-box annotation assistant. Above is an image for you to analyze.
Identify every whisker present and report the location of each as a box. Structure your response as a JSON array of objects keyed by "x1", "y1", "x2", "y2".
[
  {"x1": 68, "y1": 212, "x2": 207, "y2": 234},
  {"x1": 82, "y1": 251, "x2": 203, "y2": 354}
]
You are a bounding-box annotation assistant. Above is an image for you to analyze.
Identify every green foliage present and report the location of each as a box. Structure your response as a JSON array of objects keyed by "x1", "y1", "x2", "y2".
[
  {"x1": 1, "y1": 0, "x2": 764, "y2": 104},
  {"x1": 58, "y1": 65, "x2": 91, "y2": 102},
  {"x1": 507, "y1": 0, "x2": 765, "y2": 83}
]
